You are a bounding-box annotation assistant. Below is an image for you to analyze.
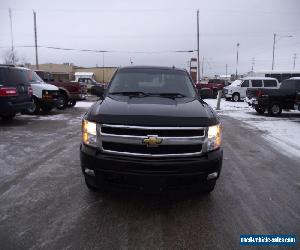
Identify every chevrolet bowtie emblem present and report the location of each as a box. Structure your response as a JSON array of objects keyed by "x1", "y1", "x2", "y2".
[{"x1": 142, "y1": 135, "x2": 162, "y2": 147}]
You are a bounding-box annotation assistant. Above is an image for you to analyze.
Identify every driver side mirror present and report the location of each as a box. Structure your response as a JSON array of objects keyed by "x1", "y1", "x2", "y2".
[
  {"x1": 198, "y1": 88, "x2": 212, "y2": 99},
  {"x1": 91, "y1": 85, "x2": 105, "y2": 98}
]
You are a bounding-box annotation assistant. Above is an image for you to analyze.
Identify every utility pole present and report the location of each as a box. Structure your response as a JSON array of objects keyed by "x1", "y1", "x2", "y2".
[
  {"x1": 33, "y1": 10, "x2": 39, "y2": 69},
  {"x1": 197, "y1": 9, "x2": 200, "y2": 81},
  {"x1": 272, "y1": 33, "x2": 293, "y2": 70},
  {"x1": 102, "y1": 52, "x2": 105, "y2": 83},
  {"x1": 293, "y1": 53, "x2": 297, "y2": 70},
  {"x1": 226, "y1": 64, "x2": 228, "y2": 76},
  {"x1": 272, "y1": 33, "x2": 276, "y2": 70},
  {"x1": 235, "y1": 43, "x2": 240, "y2": 79},
  {"x1": 251, "y1": 57, "x2": 255, "y2": 71},
  {"x1": 9, "y1": 8, "x2": 15, "y2": 64},
  {"x1": 201, "y1": 56, "x2": 204, "y2": 78}
]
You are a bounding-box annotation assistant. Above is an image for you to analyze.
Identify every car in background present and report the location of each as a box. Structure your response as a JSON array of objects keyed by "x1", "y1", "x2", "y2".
[
  {"x1": 25, "y1": 70, "x2": 61, "y2": 114},
  {"x1": 246, "y1": 77, "x2": 300, "y2": 116},
  {"x1": 0, "y1": 65, "x2": 33, "y2": 120},
  {"x1": 195, "y1": 79, "x2": 225, "y2": 98},
  {"x1": 224, "y1": 77, "x2": 280, "y2": 102},
  {"x1": 35, "y1": 70, "x2": 87, "y2": 108}
]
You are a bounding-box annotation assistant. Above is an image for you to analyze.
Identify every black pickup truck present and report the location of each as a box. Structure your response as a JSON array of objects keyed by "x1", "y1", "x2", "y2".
[
  {"x1": 246, "y1": 77, "x2": 300, "y2": 116},
  {"x1": 80, "y1": 66, "x2": 223, "y2": 193}
]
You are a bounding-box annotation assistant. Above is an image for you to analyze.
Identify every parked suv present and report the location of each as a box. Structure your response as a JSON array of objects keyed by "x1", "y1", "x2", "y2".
[
  {"x1": 0, "y1": 65, "x2": 33, "y2": 120},
  {"x1": 224, "y1": 77, "x2": 280, "y2": 102},
  {"x1": 80, "y1": 66, "x2": 223, "y2": 193},
  {"x1": 246, "y1": 77, "x2": 300, "y2": 116}
]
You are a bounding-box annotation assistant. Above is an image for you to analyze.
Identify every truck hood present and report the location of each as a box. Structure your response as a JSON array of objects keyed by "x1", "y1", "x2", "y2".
[
  {"x1": 31, "y1": 82, "x2": 59, "y2": 91},
  {"x1": 87, "y1": 95, "x2": 219, "y2": 127}
]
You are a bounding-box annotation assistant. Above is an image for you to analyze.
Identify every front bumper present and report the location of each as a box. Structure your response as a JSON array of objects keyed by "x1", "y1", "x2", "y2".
[
  {"x1": 225, "y1": 93, "x2": 232, "y2": 98},
  {"x1": 80, "y1": 144, "x2": 223, "y2": 191}
]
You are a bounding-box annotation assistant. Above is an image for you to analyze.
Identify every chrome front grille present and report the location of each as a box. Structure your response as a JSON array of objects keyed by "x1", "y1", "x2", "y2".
[{"x1": 98, "y1": 124, "x2": 207, "y2": 157}]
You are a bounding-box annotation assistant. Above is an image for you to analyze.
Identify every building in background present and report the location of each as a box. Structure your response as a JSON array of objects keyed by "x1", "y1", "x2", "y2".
[{"x1": 26, "y1": 63, "x2": 118, "y2": 84}]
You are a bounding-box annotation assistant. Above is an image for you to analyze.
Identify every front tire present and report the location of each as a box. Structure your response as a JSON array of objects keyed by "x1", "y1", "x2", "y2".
[
  {"x1": 202, "y1": 180, "x2": 216, "y2": 193},
  {"x1": 56, "y1": 93, "x2": 68, "y2": 110},
  {"x1": 255, "y1": 106, "x2": 265, "y2": 114},
  {"x1": 232, "y1": 93, "x2": 240, "y2": 102},
  {"x1": 84, "y1": 176, "x2": 99, "y2": 192},
  {"x1": 268, "y1": 103, "x2": 282, "y2": 116},
  {"x1": 26, "y1": 98, "x2": 40, "y2": 115}
]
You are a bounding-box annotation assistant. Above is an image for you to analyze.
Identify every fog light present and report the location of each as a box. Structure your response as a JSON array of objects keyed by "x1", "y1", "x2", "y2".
[
  {"x1": 207, "y1": 172, "x2": 218, "y2": 180},
  {"x1": 84, "y1": 168, "x2": 95, "y2": 176}
]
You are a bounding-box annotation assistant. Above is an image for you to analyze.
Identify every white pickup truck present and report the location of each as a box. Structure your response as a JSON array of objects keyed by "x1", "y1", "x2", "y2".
[
  {"x1": 224, "y1": 77, "x2": 280, "y2": 102},
  {"x1": 26, "y1": 70, "x2": 62, "y2": 114}
]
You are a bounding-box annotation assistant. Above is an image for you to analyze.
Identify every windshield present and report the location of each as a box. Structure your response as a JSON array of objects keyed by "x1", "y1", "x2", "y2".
[
  {"x1": 230, "y1": 80, "x2": 242, "y2": 87},
  {"x1": 108, "y1": 68, "x2": 196, "y2": 97},
  {"x1": 27, "y1": 70, "x2": 44, "y2": 84}
]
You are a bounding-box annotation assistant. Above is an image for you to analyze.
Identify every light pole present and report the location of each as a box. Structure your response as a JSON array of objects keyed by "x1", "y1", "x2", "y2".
[
  {"x1": 235, "y1": 43, "x2": 240, "y2": 79},
  {"x1": 196, "y1": 9, "x2": 200, "y2": 81},
  {"x1": 271, "y1": 33, "x2": 293, "y2": 70}
]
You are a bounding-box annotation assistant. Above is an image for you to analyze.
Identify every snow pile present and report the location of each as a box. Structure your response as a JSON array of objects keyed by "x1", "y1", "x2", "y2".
[
  {"x1": 75, "y1": 101, "x2": 94, "y2": 108},
  {"x1": 206, "y1": 98, "x2": 300, "y2": 160}
]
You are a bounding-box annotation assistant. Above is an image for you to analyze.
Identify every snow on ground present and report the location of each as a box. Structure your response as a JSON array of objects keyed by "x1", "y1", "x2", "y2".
[
  {"x1": 205, "y1": 98, "x2": 300, "y2": 160},
  {"x1": 75, "y1": 101, "x2": 94, "y2": 108}
]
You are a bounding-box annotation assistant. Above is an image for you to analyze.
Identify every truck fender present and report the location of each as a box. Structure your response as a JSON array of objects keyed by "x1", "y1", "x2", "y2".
[{"x1": 58, "y1": 88, "x2": 70, "y2": 99}]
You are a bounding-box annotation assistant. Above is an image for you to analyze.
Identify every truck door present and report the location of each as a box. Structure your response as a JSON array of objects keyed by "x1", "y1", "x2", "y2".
[{"x1": 240, "y1": 80, "x2": 249, "y2": 98}]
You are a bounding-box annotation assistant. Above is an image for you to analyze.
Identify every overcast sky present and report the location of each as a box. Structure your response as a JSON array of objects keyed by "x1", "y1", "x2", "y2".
[{"x1": 0, "y1": 0, "x2": 299, "y2": 76}]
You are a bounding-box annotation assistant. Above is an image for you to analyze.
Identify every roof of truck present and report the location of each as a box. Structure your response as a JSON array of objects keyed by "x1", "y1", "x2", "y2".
[
  {"x1": 118, "y1": 65, "x2": 186, "y2": 72},
  {"x1": 242, "y1": 77, "x2": 278, "y2": 80}
]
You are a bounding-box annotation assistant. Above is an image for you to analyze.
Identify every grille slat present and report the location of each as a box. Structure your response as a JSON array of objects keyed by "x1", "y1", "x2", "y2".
[
  {"x1": 99, "y1": 124, "x2": 206, "y2": 157},
  {"x1": 101, "y1": 126, "x2": 204, "y2": 137}
]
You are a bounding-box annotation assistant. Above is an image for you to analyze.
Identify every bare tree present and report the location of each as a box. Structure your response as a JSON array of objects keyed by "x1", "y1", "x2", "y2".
[{"x1": 2, "y1": 49, "x2": 19, "y2": 65}]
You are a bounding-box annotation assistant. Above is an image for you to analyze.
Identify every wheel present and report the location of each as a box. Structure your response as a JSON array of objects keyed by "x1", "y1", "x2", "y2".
[
  {"x1": 42, "y1": 105, "x2": 53, "y2": 112},
  {"x1": 255, "y1": 106, "x2": 265, "y2": 114},
  {"x1": 268, "y1": 103, "x2": 282, "y2": 116},
  {"x1": 67, "y1": 100, "x2": 77, "y2": 107},
  {"x1": 225, "y1": 97, "x2": 231, "y2": 101},
  {"x1": 202, "y1": 180, "x2": 216, "y2": 193},
  {"x1": 56, "y1": 93, "x2": 67, "y2": 110},
  {"x1": 84, "y1": 176, "x2": 99, "y2": 192},
  {"x1": 1, "y1": 114, "x2": 16, "y2": 120},
  {"x1": 232, "y1": 93, "x2": 240, "y2": 102},
  {"x1": 26, "y1": 98, "x2": 40, "y2": 115}
]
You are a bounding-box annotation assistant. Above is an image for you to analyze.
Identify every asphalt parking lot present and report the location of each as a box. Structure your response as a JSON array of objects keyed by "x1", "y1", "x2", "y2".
[{"x1": 0, "y1": 104, "x2": 299, "y2": 249}]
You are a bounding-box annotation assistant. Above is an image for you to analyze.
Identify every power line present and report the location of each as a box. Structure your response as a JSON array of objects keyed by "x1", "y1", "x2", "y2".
[{"x1": 0, "y1": 45, "x2": 196, "y2": 54}]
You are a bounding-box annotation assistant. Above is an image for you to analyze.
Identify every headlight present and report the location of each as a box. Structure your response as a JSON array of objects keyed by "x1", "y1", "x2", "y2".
[
  {"x1": 82, "y1": 119, "x2": 97, "y2": 147},
  {"x1": 207, "y1": 123, "x2": 222, "y2": 151}
]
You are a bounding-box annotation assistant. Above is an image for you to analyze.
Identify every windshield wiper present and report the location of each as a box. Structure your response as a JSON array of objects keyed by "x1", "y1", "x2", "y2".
[
  {"x1": 150, "y1": 93, "x2": 187, "y2": 98},
  {"x1": 109, "y1": 91, "x2": 149, "y2": 97}
]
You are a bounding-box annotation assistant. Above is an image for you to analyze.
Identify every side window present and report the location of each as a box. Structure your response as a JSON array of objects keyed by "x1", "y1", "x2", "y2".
[
  {"x1": 252, "y1": 80, "x2": 263, "y2": 87},
  {"x1": 241, "y1": 80, "x2": 249, "y2": 87},
  {"x1": 263, "y1": 80, "x2": 277, "y2": 87}
]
